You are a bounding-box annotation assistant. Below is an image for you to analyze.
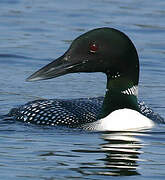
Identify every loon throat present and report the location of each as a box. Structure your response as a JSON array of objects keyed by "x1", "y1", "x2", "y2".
[{"x1": 98, "y1": 73, "x2": 140, "y2": 119}]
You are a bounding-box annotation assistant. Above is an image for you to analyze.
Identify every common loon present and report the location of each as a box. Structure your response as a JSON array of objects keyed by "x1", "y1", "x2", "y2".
[{"x1": 8, "y1": 27, "x2": 163, "y2": 131}]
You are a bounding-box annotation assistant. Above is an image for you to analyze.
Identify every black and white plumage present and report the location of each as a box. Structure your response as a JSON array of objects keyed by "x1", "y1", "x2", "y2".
[
  {"x1": 8, "y1": 97, "x2": 102, "y2": 127},
  {"x1": 8, "y1": 97, "x2": 164, "y2": 129}
]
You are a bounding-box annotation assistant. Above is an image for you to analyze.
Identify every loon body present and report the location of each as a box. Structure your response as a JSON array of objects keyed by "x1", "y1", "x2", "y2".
[
  {"x1": 8, "y1": 27, "x2": 163, "y2": 131},
  {"x1": 9, "y1": 97, "x2": 160, "y2": 130}
]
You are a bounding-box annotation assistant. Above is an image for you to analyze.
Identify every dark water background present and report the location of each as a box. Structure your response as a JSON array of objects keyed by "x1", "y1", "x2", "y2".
[{"x1": 0, "y1": 0, "x2": 165, "y2": 179}]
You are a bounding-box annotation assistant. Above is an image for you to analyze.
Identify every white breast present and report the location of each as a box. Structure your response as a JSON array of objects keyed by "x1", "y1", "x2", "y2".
[{"x1": 87, "y1": 108, "x2": 155, "y2": 131}]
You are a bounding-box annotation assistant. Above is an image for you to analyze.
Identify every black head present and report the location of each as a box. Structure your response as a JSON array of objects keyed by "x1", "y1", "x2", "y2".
[{"x1": 27, "y1": 27, "x2": 139, "y2": 85}]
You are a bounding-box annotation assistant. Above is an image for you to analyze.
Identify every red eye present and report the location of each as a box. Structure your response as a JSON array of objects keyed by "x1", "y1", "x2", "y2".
[{"x1": 90, "y1": 43, "x2": 99, "y2": 53}]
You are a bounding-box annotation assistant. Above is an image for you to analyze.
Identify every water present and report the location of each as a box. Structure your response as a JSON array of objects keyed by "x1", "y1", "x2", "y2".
[{"x1": 0, "y1": 0, "x2": 165, "y2": 179}]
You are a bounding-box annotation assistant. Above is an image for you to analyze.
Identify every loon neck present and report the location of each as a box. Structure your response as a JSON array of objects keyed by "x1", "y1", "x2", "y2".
[{"x1": 98, "y1": 75, "x2": 140, "y2": 119}]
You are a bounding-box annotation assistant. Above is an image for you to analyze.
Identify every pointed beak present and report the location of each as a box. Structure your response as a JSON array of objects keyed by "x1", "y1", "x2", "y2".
[{"x1": 26, "y1": 55, "x2": 81, "y2": 82}]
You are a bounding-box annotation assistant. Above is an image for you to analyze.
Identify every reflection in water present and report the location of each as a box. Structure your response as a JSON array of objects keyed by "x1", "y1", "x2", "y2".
[
  {"x1": 73, "y1": 132, "x2": 148, "y2": 177},
  {"x1": 99, "y1": 132, "x2": 144, "y2": 176}
]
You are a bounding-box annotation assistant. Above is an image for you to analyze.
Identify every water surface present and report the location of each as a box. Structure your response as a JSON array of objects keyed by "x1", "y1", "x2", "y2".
[{"x1": 0, "y1": 0, "x2": 165, "y2": 179}]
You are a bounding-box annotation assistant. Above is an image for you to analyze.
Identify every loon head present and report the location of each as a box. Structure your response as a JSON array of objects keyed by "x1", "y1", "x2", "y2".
[{"x1": 27, "y1": 27, "x2": 139, "y2": 86}]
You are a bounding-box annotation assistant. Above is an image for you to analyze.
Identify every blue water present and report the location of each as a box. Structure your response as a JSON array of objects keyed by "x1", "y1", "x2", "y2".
[{"x1": 0, "y1": 0, "x2": 165, "y2": 179}]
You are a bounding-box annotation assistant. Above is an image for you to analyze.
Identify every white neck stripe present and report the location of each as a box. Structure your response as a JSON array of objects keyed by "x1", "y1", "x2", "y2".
[{"x1": 121, "y1": 85, "x2": 138, "y2": 96}]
